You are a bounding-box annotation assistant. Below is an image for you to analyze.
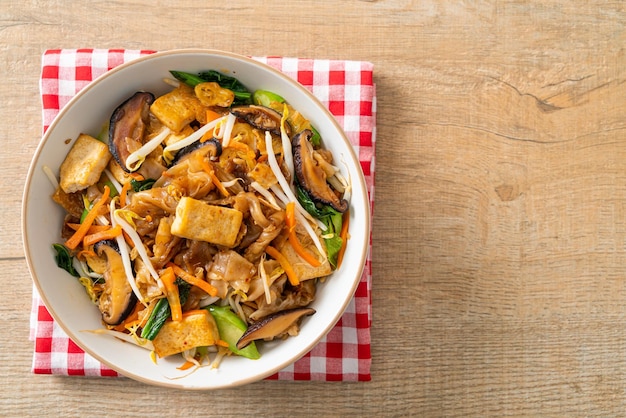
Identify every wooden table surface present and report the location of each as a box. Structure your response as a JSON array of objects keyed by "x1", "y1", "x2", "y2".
[{"x1": 3, "y1": 1, "x2": 626, "y2": 416}]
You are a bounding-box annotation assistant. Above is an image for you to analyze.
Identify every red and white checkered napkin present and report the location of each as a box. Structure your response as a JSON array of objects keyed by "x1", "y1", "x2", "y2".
[{"x1": 30, "y1": 49, "x2": 376, "y2": 381}]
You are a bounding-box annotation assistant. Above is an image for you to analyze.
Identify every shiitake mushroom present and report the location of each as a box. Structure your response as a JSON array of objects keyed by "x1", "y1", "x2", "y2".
[
  {"x1": 292, "y1": 129, "x2": 348, "y2": 212},
  {"x1": 236, "y1": 307, "x2": 316, "y2": 349},
  {"x1": 108, "y1": 91, "x2": 155, "y2": 172},
  {"x1": 230, "y1": 104, "x2": 291, "y2": 137},
  {"x1": 93, "y1": 240, "x2": 136, "y2": 326}
]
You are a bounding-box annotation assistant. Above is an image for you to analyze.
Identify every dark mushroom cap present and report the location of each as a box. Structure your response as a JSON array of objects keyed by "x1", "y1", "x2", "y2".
[
  {"x1": 236, "y1": 307, "x2": 316, "y2": 349},
  {"x1": 108, "y1": 91, "x2": 155, "y2": 172},
  {"x1": 292, "y1": 130, "x2": 348, "y2": 212},
  {"x1": 169, "y1": 137, "x2": 222, "y2": 166},
  {"x1": 94, "y1": 239, "x2": 136, "y2": 326},
  {"x1": 230, "y1": 105, "x2": 291, "y2": 137}
]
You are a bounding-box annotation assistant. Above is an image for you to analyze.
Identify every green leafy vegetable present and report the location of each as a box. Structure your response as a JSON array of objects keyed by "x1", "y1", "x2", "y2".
[
  {"x1": 130, "y1": 178, "x2": 156, "y2": 192},
  {"x1": 141, "y1": 278, "x2": 191, "y2": 340},
  {"x1": 79, "y1": 208, "x2": 89, "y2": 223},
  {"x1": 52, "y1": 243, "x2": 79, "y2": 277},
  {"x1": 295, "y1": 185, "x2": 343, "y2": 267},
  {"x1": 309, "y1": 125, "x2": 321, "y2": 148},
  {"x1": 252, "y1": 89, "x2": 285, "y2": 108},
  {"x1": 170, "y1": 70, "x2": 252, "y2": 105},
  {"x1": 169, "y1": 70, "x2": 205, "y2": 87},
  {"x1": 102, "y1": 180, "x2": 119, "y2": 197},
  {"x1": 140, "y1": 298, "x2": 169, "y2": 340},
  {"x1": 253, "y1": 89, "x2": 321, "y2": 146},
  {"x1": 207, "y1": 305, "x2": 260, "y2": 359}
]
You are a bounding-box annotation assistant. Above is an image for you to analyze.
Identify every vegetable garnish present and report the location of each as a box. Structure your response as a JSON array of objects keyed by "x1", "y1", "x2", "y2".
[
  {"x1": 280, "y1": 104, "x2": 294, "y2": 183},
  {"x1": 205, "y1": 109, "x2": 222, "y2": 124},
  {"x1": 161, "y1": 267, "x2": 182, "y2": 322},
  {"x1": 208, "y1": 305, "x2": 260, "y2": 359},
  {"x1": 177, "y1": 360, "x2": 196, "y2": 371},
  {"x1": 119, "y1": 181, "x2": 132, "y2": 207},
  {"x1": 130, "y1": 178, "x2": 155, "y2": 192},
  {"x1": 265, "y1": 246, "x2": 300, "y2": 286},
  {"x1": 195, "y1": 152, "x2": 229, "y2": 197},
  {"x1": 82, "y1": 224, "x2": 123, "y2": 247},
  {"x1": 167, "y1": 262, "x2": 218, "y2": 297},
  {"x1": 259, "y1": 254, "x2": 272, "y2": 304},
  {"x1": 285, "y1": 202, "x2": 321, "y2": 267},
  {"x1": 171, "y1": 70, "x2": 252, "y2": 105},
  {"x1": 66, "y1": 223, "x2": 110, "y2": 234},
  {"x1": 264, "y1": 130, "x2": 328, "y2": 249},
  {"x1": 52, "y1": 243, "x2": 79, "y2": 277},
  {"x1": 65, "y1": 185, "x2": 111, "y2": 250},
  {"x1": 109, "y1": 200, "x2": 144, "y2": 305},
  {"x1": 125, "y1": 127, "x2": 171, "y2": 172},
  {"x1": 296, "y1": 185, "x2": 343, "y2": 267},
  {"x1": 336, "y1": 210, "x2": 350, "y2": 268},
  {"x1": 219, "y1": 113, "x2": 237, "y2": 147},
  {"x1": 140, "y1": 298, "x2": 169, "y2": 340}
]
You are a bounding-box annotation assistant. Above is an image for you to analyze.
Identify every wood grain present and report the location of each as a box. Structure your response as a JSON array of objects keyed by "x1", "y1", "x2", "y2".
[{"x1": 3, "y1": 0, "x2": 626, "y2": 415}]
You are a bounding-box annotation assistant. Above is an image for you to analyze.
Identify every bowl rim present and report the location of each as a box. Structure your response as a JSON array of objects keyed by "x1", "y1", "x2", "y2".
[{"x1": 22, "y1": 48, "x2": 370, "y2": 389}]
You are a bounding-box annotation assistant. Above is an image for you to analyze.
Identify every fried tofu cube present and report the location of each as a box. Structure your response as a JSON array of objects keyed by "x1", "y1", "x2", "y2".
[
  {"x1": 280, "y1": 241, "x2": 332, "y2": 281},
  {"x1": 150, "y1": 85, "x2": 202, "y2": 132},
  {"x1": 59, "y1": 133, "x2": 111, "y2": 193},
  {"x1": 51, "y1": 187, "x2": 85, "y2": 219},
  {"x1": 171, "y1": 196, "x2": 243, "y2": 247},
  {"x1": 152, "y1": 310, "x2": 219, "y2": 358}
]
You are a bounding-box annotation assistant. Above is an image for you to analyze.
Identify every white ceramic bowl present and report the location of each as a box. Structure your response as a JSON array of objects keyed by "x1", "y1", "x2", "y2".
[{"x1": 22, "y1": 49, "x2": 370, "y2": 389}]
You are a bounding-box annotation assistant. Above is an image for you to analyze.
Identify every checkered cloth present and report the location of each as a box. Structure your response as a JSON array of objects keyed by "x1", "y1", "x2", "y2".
[{"x1": 30, "y1": 49, "x2": 376, "y2": 381}]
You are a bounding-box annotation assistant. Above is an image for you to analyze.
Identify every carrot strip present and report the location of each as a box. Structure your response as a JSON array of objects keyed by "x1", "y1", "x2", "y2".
[
  {"x1": 181, "y1": 309, "x2": 210, "y2": 318},
  {"x1": 65, "y1": 185, "x2": 111, "y2": 250},
  {"x1": 160, "y1": 267, "x2": 182, "y2": 322},
  {"x1": 336, "y1": 210, "x2": 350, "y2": 269},
  {"x1": 285, "y1": 202, "x2": 321, "y2": 267},
  {"x1": 119, "y1": 181, "x2": 132, "y2": 207},
  {"x1": 195, "y1": 153, "x2": 230, "y2": 197},
  {"x1": 199, "y1": 110, "x2": 222, "y2": 143},
  {"x1": 76, "y1": 249, "x2": 97, "y2": 260},
  {"x1": 112, "y1": 302, "x2": 142, "y2": 332},
  {"x1": 177, "y1": 360, "x2": 196, "y2": 371},
  {"x1": 66, "y1": 223, "x2": 110, "y2": 233},
  {"x1": 167, "y1": 262, "x2": 218, "y2": 297},
  {"x1": 206, "y1": 109, "x2": 222, "y2": 123},
  {"x1": 82, "y1": 224, "x2": 123, "y2": 247},
  {"x1": 216, "y1": 339, "x2": 229, "y2": 348},
  {"x1": 209, "y1": 171, "x2": 229, "y2": 197},
  {"x1": 265, "y1": 245, "x2": 300, "y2": 286},
  {"x1": 129, "y1": 172, "x2": 145, "y2": 181},
  {"x1": 226, "y1": 141, "x2": 249, "y2": 151},
  {"x1": 122, "y1": 230, "x2": 135, "y2": 248}
]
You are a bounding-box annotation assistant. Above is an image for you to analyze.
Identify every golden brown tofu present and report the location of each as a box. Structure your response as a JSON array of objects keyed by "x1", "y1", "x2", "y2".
[
  {"x1": 51, "y1": 187, "x2": 84, "y2": 219},
  {"x1": 59, "y1": 133, "x2": 111, "y2": 193},
  {"x1": 280, "y1": 241, "x2": 332, "y2": 281},
  {"x1": 152, "y1": 310, "x2": 219, "y2": 358},
  {"x1": 171, "y1": 197, "x2": 243, "y2": 247},
  {"x1": 149, "y1": 84, "x2": 202, "y2": 133}
]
